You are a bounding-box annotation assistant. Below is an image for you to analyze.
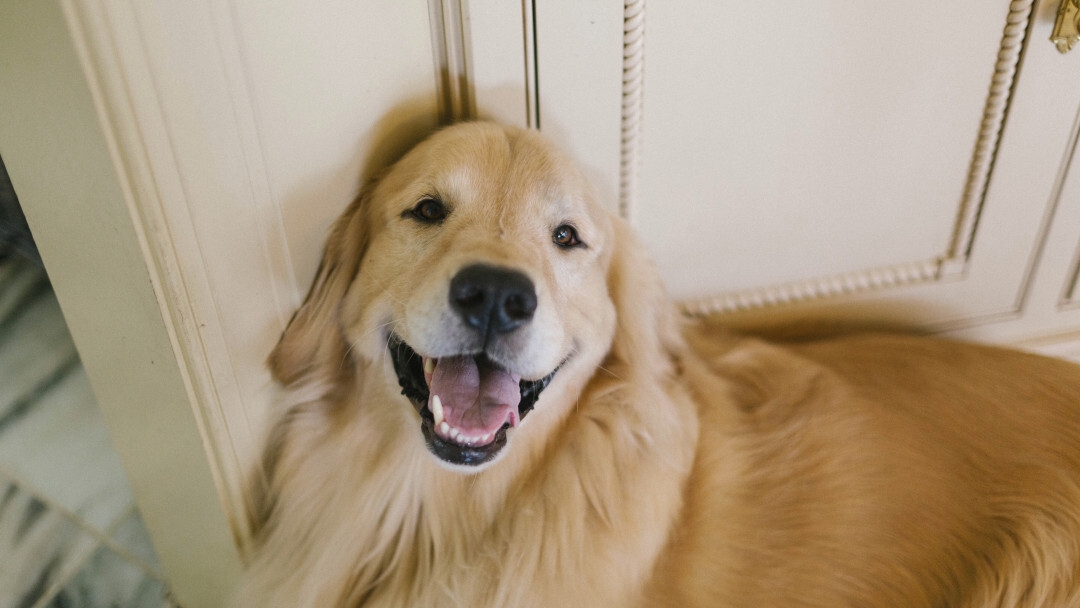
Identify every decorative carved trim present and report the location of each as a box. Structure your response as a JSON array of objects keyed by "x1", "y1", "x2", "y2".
[
  {"x1": 619, "y1": 0, "x2": 645, "y2": 218},
  {"x1": 681, "y1": 259, "x2": 942, "y2": 318},
  {"x1": 668, "y1": 0, "x2": 1035, "y2": 317},
  {"x1": 946, "y1": 0, "x2": 1034, "y2": 266}
]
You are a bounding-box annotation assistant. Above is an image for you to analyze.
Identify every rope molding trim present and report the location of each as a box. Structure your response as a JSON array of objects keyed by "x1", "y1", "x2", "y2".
[
  {"x1": 619, "y1": 0, "x2": 645, "y2": 219},
  {"x1": 681, "y1": 258, "x2": 943, "y2": 318},
  {"x1": 947, "y1": 0, "x2": 1033, "y2": 263}
]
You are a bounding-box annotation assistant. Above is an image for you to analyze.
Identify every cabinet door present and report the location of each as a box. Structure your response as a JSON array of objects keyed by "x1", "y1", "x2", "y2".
[{"x1": 534, "y1": 0, "x2": 1080, "y2": 342}]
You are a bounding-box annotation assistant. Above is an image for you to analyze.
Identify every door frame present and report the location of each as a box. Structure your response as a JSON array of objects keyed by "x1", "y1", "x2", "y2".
[{"x1": 0, "y1": 1, "x2": 243, "y2": 607}]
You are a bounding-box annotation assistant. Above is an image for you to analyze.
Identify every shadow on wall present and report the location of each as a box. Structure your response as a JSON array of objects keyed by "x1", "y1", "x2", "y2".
[
  {"x1": 277, "y1": 95, "x2": 441, "y2": 303},
  {"x1": 358, "y1": 97, "x2": 446, "y2": 186}
]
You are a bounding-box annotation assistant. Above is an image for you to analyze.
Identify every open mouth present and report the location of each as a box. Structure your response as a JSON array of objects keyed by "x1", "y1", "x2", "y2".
[{"x1": 389, "y1": 336, "x2": 557, "y2": 467}]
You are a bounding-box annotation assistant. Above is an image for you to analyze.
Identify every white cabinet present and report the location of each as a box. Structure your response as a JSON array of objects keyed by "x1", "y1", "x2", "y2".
[
  {"x1": 534, "y1": 0, "x2": 1080, "y2": 354},
  {"x1": 3, "y1": 1, "x2": 1080, "y2": 605}
]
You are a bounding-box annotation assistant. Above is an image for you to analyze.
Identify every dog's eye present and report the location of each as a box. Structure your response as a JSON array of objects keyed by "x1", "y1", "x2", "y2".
[
  {"x1": 553, "y1": 225, "x2": 583, "y2": 248},
  {"x1": 409, "y1": 197, "x2": 448, "y2": 223}
]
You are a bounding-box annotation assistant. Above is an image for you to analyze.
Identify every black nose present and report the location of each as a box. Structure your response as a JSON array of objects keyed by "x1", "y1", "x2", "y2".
[{"x1": 449, "y1": 264, "x2": 537, "y2": 336}]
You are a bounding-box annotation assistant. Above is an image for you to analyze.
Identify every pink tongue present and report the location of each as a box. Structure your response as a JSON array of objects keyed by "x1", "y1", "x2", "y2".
[{"x1": 429, "y1": 356, "x2": 521, "y2": 438}]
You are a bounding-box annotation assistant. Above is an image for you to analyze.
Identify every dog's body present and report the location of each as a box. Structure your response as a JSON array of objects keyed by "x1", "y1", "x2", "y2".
[{"x1": 240, "y1": 122, "x2": 1080, "y2": 607}]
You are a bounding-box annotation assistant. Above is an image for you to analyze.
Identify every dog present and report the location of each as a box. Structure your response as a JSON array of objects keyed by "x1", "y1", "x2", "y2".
[{"x1": 238, "y1": 122, "x2": 1080, "y2": 607}]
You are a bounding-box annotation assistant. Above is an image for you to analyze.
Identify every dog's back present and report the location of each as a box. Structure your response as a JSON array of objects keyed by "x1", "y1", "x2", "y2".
[{"x1": 649, "y1": 329, "x2": 1080, "y2": 607}]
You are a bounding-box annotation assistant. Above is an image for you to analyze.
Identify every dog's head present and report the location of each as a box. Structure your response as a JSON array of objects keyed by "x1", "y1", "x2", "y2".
[{"x1": 270, "y1": 122, "x2": 671, "y2": 470}]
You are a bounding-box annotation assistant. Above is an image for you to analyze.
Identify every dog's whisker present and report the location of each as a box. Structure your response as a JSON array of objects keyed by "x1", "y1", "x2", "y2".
[
  {"x1": 595, "y1": 364, "x2": 624, "y2": 382},
  {"x1": 339, "y1": 320, "x2": 397, "y2": 370}
]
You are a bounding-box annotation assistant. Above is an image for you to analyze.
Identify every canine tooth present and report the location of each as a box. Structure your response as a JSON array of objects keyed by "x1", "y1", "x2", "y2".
[
  {"x1": 439, "y1": 421, "x2": 450, "y2": 435},
  {"x1": 424, "y1": 357, "x2": 435, "y2": 376},
  {"x1": 431, "y1": 394, "x2": 444, "y2": 427}
]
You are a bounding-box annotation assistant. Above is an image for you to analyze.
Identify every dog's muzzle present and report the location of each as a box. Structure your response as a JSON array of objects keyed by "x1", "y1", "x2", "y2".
[{"x1": 389, "y1": 264, "x2": 557, "y2": 467}]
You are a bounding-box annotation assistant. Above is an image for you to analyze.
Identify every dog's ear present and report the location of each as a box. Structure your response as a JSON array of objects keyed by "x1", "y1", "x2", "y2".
[
  {"x1": 268, "y1": 192, "x2": 372, "y2": 387},
  {"x1": 605, "y1": 215, "x2": 684, "y2": 372}
]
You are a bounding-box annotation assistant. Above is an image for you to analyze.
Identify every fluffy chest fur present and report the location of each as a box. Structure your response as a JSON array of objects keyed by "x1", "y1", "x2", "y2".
[{"x1": 241, "y1": 354, "x2": 698, "y2": 608}]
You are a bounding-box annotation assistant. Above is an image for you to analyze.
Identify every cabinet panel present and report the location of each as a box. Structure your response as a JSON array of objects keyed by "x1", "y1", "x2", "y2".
[
  {"x1": 639, "y1": 1, "x2": 1011, "y2": 296},
  {"x1": 538, "y1": 0, "x2": 1080, "y2": 341}
]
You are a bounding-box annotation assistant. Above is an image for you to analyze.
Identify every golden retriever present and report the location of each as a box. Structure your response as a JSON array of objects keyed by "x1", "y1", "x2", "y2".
[{"x1": 239, "y1": 122, "x2": 1080, "y2": 607}]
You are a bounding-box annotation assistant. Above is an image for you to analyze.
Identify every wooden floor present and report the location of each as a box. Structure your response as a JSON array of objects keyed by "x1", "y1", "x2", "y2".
[{"x1": 0, "y1": 256, "x2": 177, "y2": 608}]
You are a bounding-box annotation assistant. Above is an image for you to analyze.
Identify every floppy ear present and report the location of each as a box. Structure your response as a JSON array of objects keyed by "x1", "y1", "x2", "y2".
[
  {"x1": 605, "y1": 214, "x2": 684, "y2": 373},
  {"x1": 268, "y1": 192, "x2": 371, "y2": 387}
]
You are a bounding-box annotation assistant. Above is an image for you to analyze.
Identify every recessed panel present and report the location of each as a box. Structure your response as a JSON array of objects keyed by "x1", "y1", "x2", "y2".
[{"x1": 637, "y1": 1, "x2": 1012, "y2": 299}]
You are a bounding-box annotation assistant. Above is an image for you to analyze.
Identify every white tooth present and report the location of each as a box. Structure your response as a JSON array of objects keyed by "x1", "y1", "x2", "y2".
[
  {"x1": 431, "y1": 394, "x2": 444, "y2": 427},
  {"x1": 451, "y1": 428, "x2": 461, "y2": 440},
  {"x1": 424, "y1": 357, "x2": 435, "y2": 376},
  {"x1": 439, "y1": 421, "x2": 450, "y2": 435}
]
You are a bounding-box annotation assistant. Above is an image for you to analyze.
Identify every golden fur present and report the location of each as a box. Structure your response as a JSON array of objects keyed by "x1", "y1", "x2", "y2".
[{"x1": 239, "y1": 122, "x2": 1080, "y2": 607}]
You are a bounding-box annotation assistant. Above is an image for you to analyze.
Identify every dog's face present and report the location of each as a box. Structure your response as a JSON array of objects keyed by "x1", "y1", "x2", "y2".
[{"x1": 273, "y1": 123, "x2": 620, "y2": 470}]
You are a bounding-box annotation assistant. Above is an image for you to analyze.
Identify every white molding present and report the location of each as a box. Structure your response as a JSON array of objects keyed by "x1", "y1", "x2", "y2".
[
  {"x1": 1013, "y1": 330, "x2": 1080, "y2": 363},
  {"x1": 1020, "y1": 86, "x2": 1080, "y2": 313},
  {"x1": 205, "y1": 0, "x2": 301, "y2": 321},
  {"x1": 1, "y1": 1, "x2": 244, "y2": 605},
  {"x1": 1061, "y1": 227, "x2": 1080, "y2": 307},
  {"x1": 60, "y1": 0, "x2": 270, "y2": 544},
  {"x1": 465, "y1": 0, "x2": 532, "y2": 128},
  {"x1": 64, "y1": 0, "x2": 246, "y2": 518}
]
